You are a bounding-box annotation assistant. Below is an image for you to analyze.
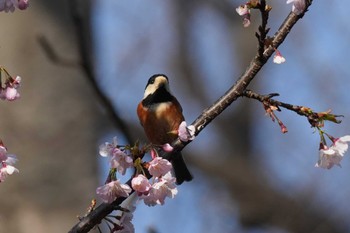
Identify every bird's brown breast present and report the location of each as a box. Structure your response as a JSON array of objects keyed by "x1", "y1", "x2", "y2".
[{"x1": 137, "y1": 101, "x2": 184, "y2": 145}]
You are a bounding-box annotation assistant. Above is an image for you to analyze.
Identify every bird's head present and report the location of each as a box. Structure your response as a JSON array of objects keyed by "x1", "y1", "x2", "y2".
[{"x1": 143, "y1": 74, "x2": 170, "y2": 99}]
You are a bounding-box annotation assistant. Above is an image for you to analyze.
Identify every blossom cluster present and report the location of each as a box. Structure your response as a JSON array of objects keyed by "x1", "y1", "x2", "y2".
[
  {"x1": 96, "y1": 138, "x2": 178, "y2": 205},
  {"x1": 95, "y1": 121, "x2": 195, "y2": 232},
  {"x1": 0, "y1": 141, "x2": 19, "y2": 182},
  {"x1": 132, "y1": 158, "x2": 177, "y2": 206},
  {"x1": 0, "y1": 0, "x2": 29, "y2": 12}
]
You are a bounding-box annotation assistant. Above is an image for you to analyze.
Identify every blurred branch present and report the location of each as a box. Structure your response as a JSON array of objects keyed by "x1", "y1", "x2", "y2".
[
  {"x1": 37, "y1": 35, "x2": 79, "y2": 67},
  {"x1": 69, "y1": 1, "x2": 314, "y2": 232},
  {"x1": 38, "y1": 0, "x2": 134, "y2": 144},
  {"x1": 68, "y1": 0, "x2": 134, "y2": 144},
  {"x1": 192, "y1": 156, "x2": 344, "y2": 233}
]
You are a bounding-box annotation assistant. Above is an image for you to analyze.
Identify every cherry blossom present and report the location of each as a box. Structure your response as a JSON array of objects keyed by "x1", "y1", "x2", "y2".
[
  {"x1": 0, "y1": 76, "x2": 21, "y2": 101},
  {"x1": 273, "y1": 50, "x2": 286, "y2": 64},
  {"x1": 236, "y1": 4, "x2": 251, "y2": 27},
  {"x1": 178, "y1": 121, "x2": 195, "y2": 142},
  {"x1": 315, "y1": 136, "x2": 350, "y2": 169},
  {"x1": 131, "y1": 174, "x2": 151, "y2": 194},
  {"x1": 141, "y1": 172, "x2": 178, "y2": 206},
  {"x1": 99, "y1": 137, "x2": 133, "y2": 175},
  {"x1": 96, "y1": 180, "x2": 132, "y2": 203},
  {"x1": 0, "y1": 144, "x2": 19, "y2": 182},
  {"x1": 148, "y1": 157, "x2": 172, "y2": 178}
]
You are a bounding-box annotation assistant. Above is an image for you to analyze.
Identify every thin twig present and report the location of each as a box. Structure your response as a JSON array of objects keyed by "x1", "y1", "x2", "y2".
[{"x1": 243, "y1": 90, "x2": 306, "y2": 116}]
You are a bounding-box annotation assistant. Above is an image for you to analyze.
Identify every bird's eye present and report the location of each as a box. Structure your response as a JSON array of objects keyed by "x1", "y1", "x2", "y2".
[{"x1": 148, "y1": 76, "x2": 156, "y2": 85}]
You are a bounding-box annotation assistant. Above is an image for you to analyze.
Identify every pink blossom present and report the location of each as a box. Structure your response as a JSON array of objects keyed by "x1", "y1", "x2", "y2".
[
  {"x1": 273, "y1": 50, "x2": 286, "y2": 64},
  {"x1": 286, "y1": 0, "x2": 305, "y2": 15},
  {"x1": 18, "y1": 0, "x2": 28, "y2": 10},
  {"x1": 148, "y1": 157, "x2": 172, "y2": 177},
  {"x1": 162, "y1": 143, "x2": 173, "y2": 152},
  {"x1": 109, "y1": 151, "x2": 133, "y2": 175},
  {"x1": 0, "y1": 0, "x2": 29, "y2": 12},
  {"x1": 140, "y1": 189, "x2": 159, "y2": 206},
  {"x1": 96, "y1": 180, "x2": 132, "y2": 203},
  {"x1": 236, "y1": 4, "x2": 250, "y2": 16},
  {"x1": 315, "y1": 136, "x2": 350, "y2": 169},
  {"x1": 131, "y1": 174, "x2": 151, "y2": 194},
  {"x1": 236, "y1": 4, "x2": 251, "y2": 28},
  {"x1": 242, "y1": 16, "x2": 251, "y2": 28},
  {"x1": 0, "y1": 76, "x2": 21, "y2": 101},
  {"x1": 2, "y1": 87, "x2": 20, "y2": 101},
  {"x1": 150, "y1": 148, "x2": 157, "y2": 159},
  {"x1": 178, "y1": 121, "x2": 195, "y2": 142},
  {"x1": 0, "y1": 144, "x2": 18, "y2": 182},
  {"x1": 0, "y1": 163, "x2": 19, "y2": 182},
  {"x1": 99, "y1": 137, "x2": 133, "y2": 175},
  {"x1": 142, "y1": 172, "x2": 178, "y2": 206},
  {"x1": 99, "y1": 137, "x2": 118, "y2": 157}
]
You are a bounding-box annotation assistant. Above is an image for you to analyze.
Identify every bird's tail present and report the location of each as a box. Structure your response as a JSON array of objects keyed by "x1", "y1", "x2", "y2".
[{"x1": 171, "y1": 152, "x2": 193, "y2": 185}]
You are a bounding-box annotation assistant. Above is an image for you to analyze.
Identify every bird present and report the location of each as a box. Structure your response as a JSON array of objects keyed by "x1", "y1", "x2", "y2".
[{"x1": 137, "y1": 74, "x2": 193, "y2": 185}]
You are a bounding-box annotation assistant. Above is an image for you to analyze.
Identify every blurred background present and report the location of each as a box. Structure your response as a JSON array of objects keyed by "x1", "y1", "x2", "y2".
[{"x1": 0, "y1": 0, "x2": 349, "y2": 232}]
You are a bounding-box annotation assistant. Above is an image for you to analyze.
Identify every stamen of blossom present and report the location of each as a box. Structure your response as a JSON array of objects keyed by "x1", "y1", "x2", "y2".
[
  {"x1": 0, "y1": 0, "x2": 29, "y2": 12},
  {"x1": 286, "y1": 0, "x2": 305, "y2": 15},
  {"x1": 315, "y1": 136, "x2": 350, "y2": 169},
  {"x1": 178, "y1": 121, "x2": 195, "y2": 142},
  {"x1": 96, "y1": 180, "x2": 132, "y2": 203}
]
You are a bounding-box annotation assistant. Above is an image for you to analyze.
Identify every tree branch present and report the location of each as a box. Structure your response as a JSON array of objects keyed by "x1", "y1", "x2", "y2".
[
  {"x1": 68, "y1": 1, "x2": 313, "y2": 232},
  {"x1": 171, "y1": 2, "x2": 312, "y2": 153}
]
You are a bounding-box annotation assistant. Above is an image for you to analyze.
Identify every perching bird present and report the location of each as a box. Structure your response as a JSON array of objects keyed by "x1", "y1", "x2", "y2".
[{"x1": 137, "y1": 74, "x2": 193, "y2": 184}]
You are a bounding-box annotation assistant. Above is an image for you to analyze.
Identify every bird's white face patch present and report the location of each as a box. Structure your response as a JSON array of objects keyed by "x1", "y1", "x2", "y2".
[{"x1": 144, "y1": 75, "x2": 170, "y2": 99}]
